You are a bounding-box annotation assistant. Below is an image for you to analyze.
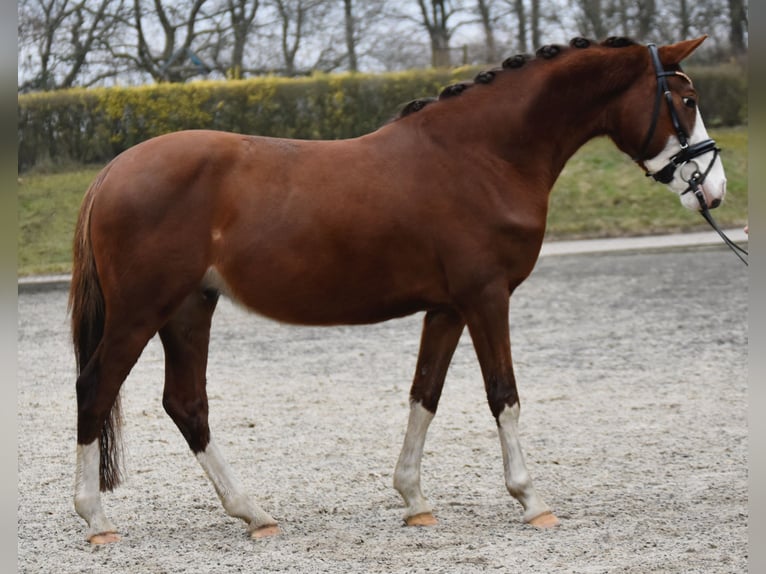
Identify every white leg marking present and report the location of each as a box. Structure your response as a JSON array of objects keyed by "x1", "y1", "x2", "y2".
[
  {"x1": 196, "y1": 437, "x2": 277, "y2": 534},
  {"x1": 497, "y1": 404, "x2": 552, "y2": 522},
  {"x1": 393, "y1": 401, "x2": 435, "y2": 520},
  {"x1": 74, "y1": 441, "x2": 117, "y2": 540}
]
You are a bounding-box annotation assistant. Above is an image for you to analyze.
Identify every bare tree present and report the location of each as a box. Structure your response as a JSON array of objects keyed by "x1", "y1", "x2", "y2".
[
  {"x1": 728, "y1": 0, "x2": 747, "y2": 54},
  {"x1": 416, "y1": 0, "x2": 458, "y2": 67},
  {"x1": 338, "y1": 0, "x2": 388, "y2": 72},
  {"x1": 268, "y1": 0, "x2": 333, "y2": 75},
  {"x1": 213, "y1": 0, "x2": 362, "y2": 77},
  {"x1": 476, "y1": 0, "x2": 497, "y2": 62},
  {"x1": 17, "y1": 0, "x2": 749, "y2": 90},
  {"x1": 224, "y1": 0, "x2": 261, "y2": 78},
  {"x1": 659, "y1": 0, "x2": 733, "y2": 56},
  {"x1": 495, "y1": 0, "x2": 541, "y2": 53},
  {"x1": 363, "y1": 14, "x2": 430, "y2": 71},
  {"x1": 635, "y1": 0, "x2": 657, "y2": 41},
  {"x1": 574, "y1": 0, "x2": 607, "y2": 40},
  {"x1": 343, "y1": 0, "x2": 358, "y2": 71},
  {"x1": 133, "y1": 0, "x2": 214, "y2": 82},
  {"x1": 512, "y1": 0, "x2": 527, "y2": 50},
  {"x1": 530, "y1": 0, "x2": 540, "y2": 48},
  {"x1": 18, "y1": 0, "x2": 127, "y2": 91},
  {"x1": 18, "y1": 0, "x2": 69, "y2": 91},
  {"x1": 677, "y1": 0, "x2": 691, "y2": 38}
]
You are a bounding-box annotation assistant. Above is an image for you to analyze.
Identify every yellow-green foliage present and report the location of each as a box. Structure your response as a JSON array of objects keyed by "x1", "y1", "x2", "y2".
[
  {"x1": 17, "y1": 65, "x2": 746, "y2": 171},
  {"x1": 685, "y1": 65, "x2": 748, "y2": 127}
]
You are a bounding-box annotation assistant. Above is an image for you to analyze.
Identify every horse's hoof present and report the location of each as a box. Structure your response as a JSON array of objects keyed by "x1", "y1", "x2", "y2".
[
  {"x1": 405, "y1": 512, "x2": 438, "y2": 527},
  {"x1": 526, "y1": 511, "x2": 560, "y2": 529},
  {"x1": 87, "y1": 531, "x2": 120, "y2": 544},
  {"x1": 250, "y1": 525, "x2": 281, "y2": 539}
]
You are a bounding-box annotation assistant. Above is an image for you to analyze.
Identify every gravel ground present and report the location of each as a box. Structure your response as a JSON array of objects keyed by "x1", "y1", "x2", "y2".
[{"x1": 17, "y1": 246, "x2": 748, "y2": 573}]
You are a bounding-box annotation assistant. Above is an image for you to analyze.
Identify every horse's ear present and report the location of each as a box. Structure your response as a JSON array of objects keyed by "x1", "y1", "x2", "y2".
[{"x1": 659, "y1": 36, "x2": 707, "y2": 65}]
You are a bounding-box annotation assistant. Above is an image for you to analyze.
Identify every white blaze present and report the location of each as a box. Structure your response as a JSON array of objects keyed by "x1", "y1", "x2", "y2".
[{"x1": 644, "y1": 109, "x2": 727, "y2": 210}]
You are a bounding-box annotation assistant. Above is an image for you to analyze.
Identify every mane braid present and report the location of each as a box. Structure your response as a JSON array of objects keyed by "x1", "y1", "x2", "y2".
[
  {"x1": 570, "y1": 37, "x2": 592, "y2": 49},
  {"x1": 502, "y1": 54, "x2": 532, "y2": 69},
  {"x1": 536, "y1": 44, "x2": 563, "y2": 59},
  {"x1": 393, "y1": 97, "x2": 437, "y2": 120},
  {"x1": 602, "y1": 36, "x2": 637, "y2": 48},
  {"x1": 474, "y1": 70, "x2": 496, "y2": 84},
  {"x1": 392, "y1": 35, "x2": 638, "y2": 121},
  {"x1": 439, "y1": 82, "x2": 471, "y2": 99}
]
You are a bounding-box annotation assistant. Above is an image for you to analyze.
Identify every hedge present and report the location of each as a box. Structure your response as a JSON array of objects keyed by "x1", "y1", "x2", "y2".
[
  {"x1": 17, "y1": 64, "x2": 746, "y2": 172},
  {"x1": 685, "y1": 64, "x2": 748, "y2": 128}
]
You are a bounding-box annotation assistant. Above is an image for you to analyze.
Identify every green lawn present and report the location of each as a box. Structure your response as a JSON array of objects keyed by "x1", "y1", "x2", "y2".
[
  {"x1": 17, "y1": 127, "x2": 747, "y2": 276},
  {"x1": 547, "y1": 127, "x2": 747, "y2": 238},
  {"x1": 18, "y1": 165, "x2": 104, "y2": 276}
]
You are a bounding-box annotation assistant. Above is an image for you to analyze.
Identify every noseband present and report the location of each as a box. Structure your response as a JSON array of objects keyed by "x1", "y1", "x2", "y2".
[{"x1": 636, "y1": 44, "x2": 747, "y2": 265}]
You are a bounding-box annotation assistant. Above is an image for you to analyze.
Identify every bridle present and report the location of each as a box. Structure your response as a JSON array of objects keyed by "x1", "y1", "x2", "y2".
[
  {"x1": 635, "y1": 43, "x2": 747, "y2": 266},
  {"x1": 635, "y1": 44, "x2": 720, "y2": 196}
]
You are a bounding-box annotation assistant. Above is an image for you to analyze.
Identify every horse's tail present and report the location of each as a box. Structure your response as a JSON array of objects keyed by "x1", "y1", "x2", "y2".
[{"x1": 68, "y1": 167, "x2": 123, "y2": 491}]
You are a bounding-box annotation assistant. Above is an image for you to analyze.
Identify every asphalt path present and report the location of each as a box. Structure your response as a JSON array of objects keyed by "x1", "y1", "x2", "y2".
[{"x1": 17, "y1": 241, "x2": 747, "y2": 573}]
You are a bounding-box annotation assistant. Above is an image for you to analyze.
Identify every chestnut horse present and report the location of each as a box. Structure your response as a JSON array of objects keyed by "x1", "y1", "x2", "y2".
[{"x1": 70, "y1": 36, "x2": 727, "y2": 543}]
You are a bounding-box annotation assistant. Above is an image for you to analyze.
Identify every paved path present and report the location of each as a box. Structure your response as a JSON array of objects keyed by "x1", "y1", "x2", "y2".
[{"x1": 538, "y1": 227, "x2": 747, "y2": 257}]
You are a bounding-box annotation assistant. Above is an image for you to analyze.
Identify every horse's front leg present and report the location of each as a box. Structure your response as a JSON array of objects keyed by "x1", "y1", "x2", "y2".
[
  {"x1": 394, "y1": 308, "x2": 464, "y2": 526},
  {"x1": 463, "y1": 285, "x2": 559, "y2": 528}
]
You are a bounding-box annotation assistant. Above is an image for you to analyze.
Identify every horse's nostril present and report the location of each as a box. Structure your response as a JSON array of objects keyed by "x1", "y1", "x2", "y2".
[{"x1": 711, "y1": 198, "x2": 721, "y2": 209}]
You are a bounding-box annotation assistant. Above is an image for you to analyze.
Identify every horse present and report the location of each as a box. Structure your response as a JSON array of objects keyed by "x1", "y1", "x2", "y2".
[{"x1": 69, "y1": 36, "x2": 727, "y2": 544}]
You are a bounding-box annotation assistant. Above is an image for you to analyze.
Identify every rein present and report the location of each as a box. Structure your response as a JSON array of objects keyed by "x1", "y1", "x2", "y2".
[
  {"x1": 694, "y1": 189, "x2": 749, "y2": 266},
  {"x1": 637, "y1": 44, "x2": 748, "y2": 266}
]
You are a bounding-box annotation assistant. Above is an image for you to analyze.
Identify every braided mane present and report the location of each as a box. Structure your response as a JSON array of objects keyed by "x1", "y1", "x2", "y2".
[{"x1": 393, "y1": 36, "x2": 637, "y2": 121}]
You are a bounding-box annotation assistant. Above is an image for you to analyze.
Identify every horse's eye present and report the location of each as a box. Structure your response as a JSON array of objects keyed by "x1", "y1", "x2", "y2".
[{"x1": 682, "y1": 97, "x2": 696, "y2": 109}]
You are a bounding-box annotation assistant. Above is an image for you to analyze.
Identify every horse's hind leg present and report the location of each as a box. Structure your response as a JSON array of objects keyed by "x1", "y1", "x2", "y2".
[
  {"x1": 158, "y1": 288, "x2": 278, "y2": 539},
  {"x1": 394, "y1": 308, "x2": 464, "y2": 526},
  {"x1": 75, "y1": 324, "x2": 158, "y2": 544}
]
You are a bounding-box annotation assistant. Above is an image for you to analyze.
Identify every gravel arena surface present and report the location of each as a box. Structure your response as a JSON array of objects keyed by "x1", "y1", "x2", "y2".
[{"x1": 18, "y1": 246, "x2": 747, "y2": 573}]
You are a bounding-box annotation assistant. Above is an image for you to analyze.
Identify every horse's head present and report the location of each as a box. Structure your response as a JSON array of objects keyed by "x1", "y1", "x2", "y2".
[{"x1": 621, "y1": 37, "x2": 726, "y2": 211}]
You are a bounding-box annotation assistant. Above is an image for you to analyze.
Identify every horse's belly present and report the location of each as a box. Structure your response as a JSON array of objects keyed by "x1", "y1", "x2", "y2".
[{"x1": 209, "y1": 252, "x2": 443, "y2": 326}]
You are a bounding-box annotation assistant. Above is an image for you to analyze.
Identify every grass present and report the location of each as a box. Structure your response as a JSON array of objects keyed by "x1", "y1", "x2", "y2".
[
  {"x1": 18, "y1": 165, "x2": 104, "y2": 276},
  {"x1": 17, "y1": 127, "x2": 747, "y2": 276},
  {"x1": 547, "y1": 127, "x2": 748, "y2": 239}
]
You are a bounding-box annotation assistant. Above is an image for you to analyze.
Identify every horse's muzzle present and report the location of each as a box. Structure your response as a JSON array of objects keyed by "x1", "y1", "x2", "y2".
[{"x1": 705, "y1": 177, "x2": 727, "y2": 209}]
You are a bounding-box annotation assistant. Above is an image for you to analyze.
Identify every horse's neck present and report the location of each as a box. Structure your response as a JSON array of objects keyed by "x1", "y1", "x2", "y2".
[{"x1": 433, "y1": 49, "x2": 646, "y2": 188}]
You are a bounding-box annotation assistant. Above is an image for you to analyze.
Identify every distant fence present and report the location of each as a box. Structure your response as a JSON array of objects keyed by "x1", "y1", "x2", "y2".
[{"x1": 17, "y1": 64, "x2": 746, "y2": 172}]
